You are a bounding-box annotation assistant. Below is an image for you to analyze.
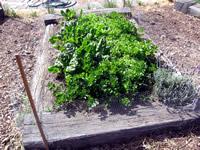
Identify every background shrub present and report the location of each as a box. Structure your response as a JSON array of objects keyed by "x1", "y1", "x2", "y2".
[{"x1": 48, "y1": 10, "x2": 157, "y2": 107}]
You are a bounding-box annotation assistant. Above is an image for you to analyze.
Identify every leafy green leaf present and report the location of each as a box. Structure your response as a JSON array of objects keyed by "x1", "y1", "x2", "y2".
[{"x1": 48, "y1": 66, "x2": 61, "y2": 73}]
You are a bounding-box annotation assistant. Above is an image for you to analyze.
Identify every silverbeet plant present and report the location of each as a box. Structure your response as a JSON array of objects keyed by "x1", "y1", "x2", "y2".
[{"x1": 48, "y1": 9, "x2": 157, "y2": 108}]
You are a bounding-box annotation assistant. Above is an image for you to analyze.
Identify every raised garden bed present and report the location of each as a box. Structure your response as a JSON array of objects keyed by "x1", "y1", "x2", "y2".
[{"x1": 22, "y1": 8, "x2": 200, "y2": 149}]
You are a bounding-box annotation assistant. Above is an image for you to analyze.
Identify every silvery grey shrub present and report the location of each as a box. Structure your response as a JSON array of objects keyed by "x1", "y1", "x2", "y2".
[{"x1": 154, "y1": 69, "x2": 198, "y2": 107}]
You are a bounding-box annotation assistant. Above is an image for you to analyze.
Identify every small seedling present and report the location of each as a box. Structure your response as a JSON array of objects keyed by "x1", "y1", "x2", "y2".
[
  {"x1": 47, "y1": 7, "x2": 55, "y2": 14},
  {"x1": 137, "y1": 0, "x2": 144, "y2": 6},
  {"x1": 21, "y1": 95, "x2": 31, "y2": 113},
  {"x1": 104, "y1": 0, "x2": 117, "y2": 8},
  {"x1": 30, "y1": 11, "x2": 38, "y2": 18},
  {"x1": 124, "y1": 0, "x2": 132, "y2": 8},
  {"x1": 2, "y1": 4, "x2": 18, "y2": 17},
  {"x1": 44, "y1": 106, "x2": 53, "y2": 112}
]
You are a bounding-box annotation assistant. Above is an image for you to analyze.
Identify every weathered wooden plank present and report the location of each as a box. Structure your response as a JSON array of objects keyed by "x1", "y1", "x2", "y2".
[
  {"x1": 23, "y1": 103, "x2": 200, "y2": 149},
  {"x1": 44, "y1": 14, "x2": 62, "y2": 26},
  {"x1": 189, "y1": 4, "x2": 200, "y2": 18},
  {"x1": 83, "y1": 7, "x2": 132, "y2": 17},
  {"x1": 30, "y1": 25, "x2": 55, "y2": 112},
  {"x1": 175, "y1": 0, "x2": 196, "y2": 14}
]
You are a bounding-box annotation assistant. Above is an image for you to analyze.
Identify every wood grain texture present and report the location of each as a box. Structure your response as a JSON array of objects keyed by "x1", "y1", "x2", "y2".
[
  {"x1": 23, "y1": 103, "x2": 200, "y2": 149},
  {"x1": 189, "y1": 4, "x2": 200, "y2": 18},
  {"x1": 30, "y1": 24, "x2": 55, "y2": 112},
  {"x1": 175, "y1": 0, "x2": 196, "y2": 13},
  {"x1": 83, "y1": 7, "x2": 132, "y2": 17}
]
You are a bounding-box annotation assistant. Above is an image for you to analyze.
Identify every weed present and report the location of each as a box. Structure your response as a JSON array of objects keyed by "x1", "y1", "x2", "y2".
[
  {"x1": 30, "y1": 11, "x2": 38, "y2": 18},
  {"x1": 87, "y1": 3, "x2": 92, "y2": 10},
  {"x1": 124, "y1": 0, "x2": 132, "y2": 8},
  {"x1": 44, "y1": 106, "x2": 53, "y2": 112},
  {"x1": 47, "y1": 7, "x2": 55, "y2": 14},
  {"x1": 137, "y1": 0, "x2": 144, "y2": 6},
  {"x1": 104, "y1": 0, "x2": 117, "y2": 8},
  {"x1": 21, "y1": 95, "x2": 31, "y2": 113},
  {"x1": 2, "y1": 4, "x2": 18, "y2": 17}
]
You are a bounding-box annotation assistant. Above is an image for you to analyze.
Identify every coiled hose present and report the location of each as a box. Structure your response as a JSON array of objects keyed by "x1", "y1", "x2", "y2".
[{"x1": 27, "y1": 0, "x2": 77, "y2": 8}]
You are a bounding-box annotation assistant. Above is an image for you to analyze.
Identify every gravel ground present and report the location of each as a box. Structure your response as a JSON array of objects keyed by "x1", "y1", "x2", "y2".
[{"x1": 0, "y1": 17, "x2": 43, "y2": 149}]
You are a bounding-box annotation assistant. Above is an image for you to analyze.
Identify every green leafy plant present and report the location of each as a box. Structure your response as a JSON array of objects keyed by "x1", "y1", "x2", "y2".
[
  {"x1": 154, "y1": 69, "x2": 198, "y2": 107},
  {"x1": 48, "y1": 9, "x2": 157, "y2": 107}
]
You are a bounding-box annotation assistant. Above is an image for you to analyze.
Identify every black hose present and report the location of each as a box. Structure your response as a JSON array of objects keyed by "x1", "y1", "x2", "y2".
[{"x1": 27, "y1": 0, "x2": 77, "y2": 8}]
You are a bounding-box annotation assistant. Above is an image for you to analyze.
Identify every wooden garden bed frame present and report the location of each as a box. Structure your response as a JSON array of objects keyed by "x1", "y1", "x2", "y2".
[
  {"x1": 23, "y1": 7, "x2": 200, "y2": 149},
  {"x1": 175, "y1": 0, "x2": 200, "y2": 18}
]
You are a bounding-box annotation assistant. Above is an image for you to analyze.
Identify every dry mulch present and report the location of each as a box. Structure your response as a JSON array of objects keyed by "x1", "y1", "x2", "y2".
[{"x1": 0, "y1": 17, "x2": 43, "y2": 149}]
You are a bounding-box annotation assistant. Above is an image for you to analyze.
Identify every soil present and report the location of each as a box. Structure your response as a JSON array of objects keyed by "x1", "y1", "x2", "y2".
[
  {"x1": 135, "y1": 4, "x2": 200, "y2": 86},
  {"x1": 0, "y1": 17, "x2": 44, "y2": 149}
]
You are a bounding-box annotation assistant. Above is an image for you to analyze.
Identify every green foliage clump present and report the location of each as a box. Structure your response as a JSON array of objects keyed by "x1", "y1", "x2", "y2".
[
  {"x1": 154, "y1": 69, "x2": 198, "y2": 107},
  {"x1": 48, "y1": 9, "x2": 157, "y2": 107}
]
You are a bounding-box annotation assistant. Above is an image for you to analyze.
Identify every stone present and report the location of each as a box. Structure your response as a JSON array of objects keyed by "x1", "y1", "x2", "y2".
[
  {"x1": 189, "y1": 4, "x2": 200, "y2": 18},
  {"x1": 43, "y1": 14, "x2": 62, "y2": 26},
  {"x1": 175, "y1": 0, "x2": 196, "y2": 14}
]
